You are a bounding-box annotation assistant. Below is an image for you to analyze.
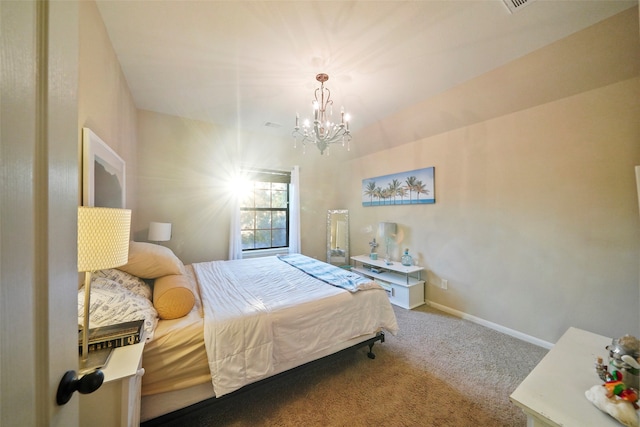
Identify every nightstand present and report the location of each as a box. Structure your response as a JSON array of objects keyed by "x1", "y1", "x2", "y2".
[{"x1": 80, "y1": 340, "x2": 145, "y2": 427}]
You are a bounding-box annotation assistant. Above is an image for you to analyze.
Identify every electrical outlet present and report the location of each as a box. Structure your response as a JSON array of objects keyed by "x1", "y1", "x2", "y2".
[{"x1": 441, "y1": 279, "x2": 448, "y2": 290}]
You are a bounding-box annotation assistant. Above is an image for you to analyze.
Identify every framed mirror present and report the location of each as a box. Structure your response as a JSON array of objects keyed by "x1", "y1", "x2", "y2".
[{"x1": 327, "y1": 210, "x2": 349, "y2": 265}]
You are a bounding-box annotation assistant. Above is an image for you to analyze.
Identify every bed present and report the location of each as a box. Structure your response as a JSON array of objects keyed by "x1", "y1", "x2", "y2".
[{"x1": 79, "y1": 242, "x2": 398, "y2": 422}]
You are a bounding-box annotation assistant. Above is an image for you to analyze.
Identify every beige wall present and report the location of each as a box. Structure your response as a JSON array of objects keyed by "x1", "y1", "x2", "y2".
[
  {"x1": 346, "y1": 77, "x2": 640, "y2": 344},
  {"x1": 342, "y1": 7, "x2": 640, "y2": 345},
  {"x1": 78, "y1": 0, "x2": 139, "y2": 220},
  {"x1": 135, "y1": 110, "x2": 345, "y2": 263}
]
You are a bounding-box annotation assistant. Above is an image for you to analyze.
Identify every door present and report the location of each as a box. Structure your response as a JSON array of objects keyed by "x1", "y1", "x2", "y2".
[{"x1": 1, "y1": 1, "x2": 80, "y2": 425}]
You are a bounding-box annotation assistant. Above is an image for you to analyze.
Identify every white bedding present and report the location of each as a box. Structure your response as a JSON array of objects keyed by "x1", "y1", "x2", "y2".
[{"x1": 192, "y1": 255, "x2": 398, "y2": 397}]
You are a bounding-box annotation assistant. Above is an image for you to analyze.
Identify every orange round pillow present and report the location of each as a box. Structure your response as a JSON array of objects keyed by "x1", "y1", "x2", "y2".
[{"x1": 153, "y1": 274, "x2": 195, "y2": 320}]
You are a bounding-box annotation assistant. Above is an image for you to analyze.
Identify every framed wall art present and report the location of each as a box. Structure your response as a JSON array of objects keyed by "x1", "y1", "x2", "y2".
[
  {"x1": 82, "y1": 127, "x2": 126, "y2": 208},
  {"x1": 362, "y1": 167, "x2": 434, "y2": 207}
]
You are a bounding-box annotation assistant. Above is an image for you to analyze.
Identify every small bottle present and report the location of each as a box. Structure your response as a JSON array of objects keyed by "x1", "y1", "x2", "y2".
[
  {"x1": 401, "y1": 248, "x2": 413, "y2": 266},
  {"x1": 595, "y1": 356, "x2": 608, "y2": 382}
]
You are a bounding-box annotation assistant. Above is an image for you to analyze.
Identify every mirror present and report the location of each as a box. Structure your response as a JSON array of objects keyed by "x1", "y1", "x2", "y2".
[{"x1": 327, "y1": 210, "x2": 349, "y2": 265}]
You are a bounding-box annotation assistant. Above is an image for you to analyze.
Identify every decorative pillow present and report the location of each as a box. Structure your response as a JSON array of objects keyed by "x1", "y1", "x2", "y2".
[
  {"x1": 118, "y1": 241, "x2": 184, "y2": 279},
  {"x1": 153, "y1": 274, "x2": 195, "y2": 320},
  {"x1": 78, "y1": 277, "x2": 158, "y2": 340},
  {"x1": 93, "y1": 268, "x2": 152, "y2": 300}
]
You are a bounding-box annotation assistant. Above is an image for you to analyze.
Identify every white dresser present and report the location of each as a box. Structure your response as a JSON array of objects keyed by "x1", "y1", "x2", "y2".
[
  {"x1": 510, "y1": 327, "x2": 623, "y2": 427},
  {"x1": 351, "y1": 255, "x2": 425, "y2": 309}
]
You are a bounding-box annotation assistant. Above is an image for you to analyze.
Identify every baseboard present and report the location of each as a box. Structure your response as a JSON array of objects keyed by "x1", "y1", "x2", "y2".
[{"x1": 425, "y1": 300, "x2": 553, "y2": 349}]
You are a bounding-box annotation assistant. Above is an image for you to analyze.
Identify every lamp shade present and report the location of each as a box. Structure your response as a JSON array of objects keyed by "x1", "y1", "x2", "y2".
[
  {"x1": 78, "y1": 206, "x2": 131, "y2": 272},
  {"x1": 148, "y1": 222, "x2": 172, "y2": 242},
  {"x1": 378, "y1": 222, "x2": 397, "y2": 239}
]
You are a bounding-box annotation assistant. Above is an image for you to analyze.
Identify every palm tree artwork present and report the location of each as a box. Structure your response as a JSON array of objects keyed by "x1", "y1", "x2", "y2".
[
  {"x1": 361, "y1": 167, "x2": 435, "y2": 206},
  {"x1": 364, "y1": 181, "x2": 377, "y2": 205},
  {"x1": 405, "y1": 176, "x2": 417, "y2": 201}
]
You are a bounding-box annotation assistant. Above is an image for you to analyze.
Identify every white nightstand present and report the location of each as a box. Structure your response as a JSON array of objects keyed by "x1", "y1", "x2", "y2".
[
  {"x1": 351, "y1": 255, "x2": 425, "y2": 309},
  {"x1": 80, "y1": 340, "x2": 145, "y2": 427}
]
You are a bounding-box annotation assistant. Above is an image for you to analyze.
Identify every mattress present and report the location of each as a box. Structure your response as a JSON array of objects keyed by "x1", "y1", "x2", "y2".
[{"x1": 141, "y1": 265, "x2": 210, "y2": 396}]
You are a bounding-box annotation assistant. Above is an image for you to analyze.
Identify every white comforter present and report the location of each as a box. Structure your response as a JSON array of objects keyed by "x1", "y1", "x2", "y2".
[{"x1": 192, "y1": 256, "x2": 398, "y2": 397}]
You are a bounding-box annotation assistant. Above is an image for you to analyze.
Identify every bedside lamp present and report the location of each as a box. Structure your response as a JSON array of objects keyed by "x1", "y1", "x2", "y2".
[
  {"x1": 148, "y1": 221, "x2": 171, "y2": 242},
  {"x1": 57, "y1": 206, "x2": 131, "y2": 406},
  {"x1": 78, "y1": 206, "x2": 131, "y2": 372}
]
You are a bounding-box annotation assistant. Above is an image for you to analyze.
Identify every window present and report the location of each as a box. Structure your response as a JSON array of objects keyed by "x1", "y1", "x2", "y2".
[{"x1": 240, "y1": 169, "x2": 290, "y2": 251}]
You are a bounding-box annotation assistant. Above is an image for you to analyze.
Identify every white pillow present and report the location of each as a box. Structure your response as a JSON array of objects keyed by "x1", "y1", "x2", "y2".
[
  {"x1": 93, "y1": 268, "x2": 152, "y2": 300},
  {"x1": 78, "y1": 277, "x2": 158, "y2": 340},
  {"x1": 118, "y1": 241, "x2": 184, "y2": 279}
]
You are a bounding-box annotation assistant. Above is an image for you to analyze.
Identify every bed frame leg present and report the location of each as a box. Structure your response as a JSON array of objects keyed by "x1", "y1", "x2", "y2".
[
  {"x1": 365, "y1": 332, "x2": 385, "y2": 359},
  {"x1": 367, "y1": 343, "x2": 376, "y2": 359}
]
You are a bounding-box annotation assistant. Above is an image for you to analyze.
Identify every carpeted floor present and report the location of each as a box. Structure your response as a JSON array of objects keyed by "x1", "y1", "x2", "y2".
[{"x1": 143, "y1": 304, "x2": 548, "y2": 426}]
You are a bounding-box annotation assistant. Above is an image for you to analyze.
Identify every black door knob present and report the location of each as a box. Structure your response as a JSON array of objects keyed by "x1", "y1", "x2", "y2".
[{"x1": 56, "y1": 369, "x2": 104, "y2": 405}]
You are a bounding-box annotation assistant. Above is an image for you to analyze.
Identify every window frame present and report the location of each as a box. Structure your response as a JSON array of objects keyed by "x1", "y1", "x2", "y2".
[{"x1": 240, "y1": 169, "x2": 291, "y2": 252}]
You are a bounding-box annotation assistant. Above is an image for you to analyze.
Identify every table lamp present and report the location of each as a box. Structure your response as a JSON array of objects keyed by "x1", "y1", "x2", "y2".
[
  {"x1": 78, "y1": 206, "x2": 131, "y2": 372},
  {"x1": 148, "y1": 221, "x2": 172, "y2": 242},
  {"x1": 378, "y1": 222, "x2": 397, "y2": 264}
]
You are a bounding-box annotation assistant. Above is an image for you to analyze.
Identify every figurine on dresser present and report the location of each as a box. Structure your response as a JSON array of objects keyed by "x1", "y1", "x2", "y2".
[{"x1": 586, "y1": 334, "x2": 640, "y2": 427}]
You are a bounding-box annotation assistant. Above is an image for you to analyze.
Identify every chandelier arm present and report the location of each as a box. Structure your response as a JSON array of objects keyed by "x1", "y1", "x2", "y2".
[
  {"x1": 314, "y1": 88, "x2": 322, "y2": 117},
  {"x1": 323, "y1": 87, "x2": 331, "y2": 112}
]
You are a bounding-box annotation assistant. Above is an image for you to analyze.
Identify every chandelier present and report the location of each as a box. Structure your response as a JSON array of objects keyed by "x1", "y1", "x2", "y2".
[{"x1": 292, "y1": 73, "x2": 351, "y2": 155}]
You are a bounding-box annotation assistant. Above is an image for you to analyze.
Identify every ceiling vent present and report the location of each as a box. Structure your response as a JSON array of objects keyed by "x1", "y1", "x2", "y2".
[{"x1": 502, "y1": 0, "x2": 535, "y2": 14}]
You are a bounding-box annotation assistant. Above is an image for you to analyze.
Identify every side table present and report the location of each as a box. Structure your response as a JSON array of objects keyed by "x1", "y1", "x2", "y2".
[
  {"x1": 80, "y1": 340, "x2": 145, "y2": 426},
  {"x1": 510, "y1": 327, "x2": 621, "y2": 426}
]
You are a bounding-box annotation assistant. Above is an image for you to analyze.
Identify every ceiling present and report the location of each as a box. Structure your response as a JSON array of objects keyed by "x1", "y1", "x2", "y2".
[{"x1": 96, "y1": 0, "x2": 636, "y2": 142}]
